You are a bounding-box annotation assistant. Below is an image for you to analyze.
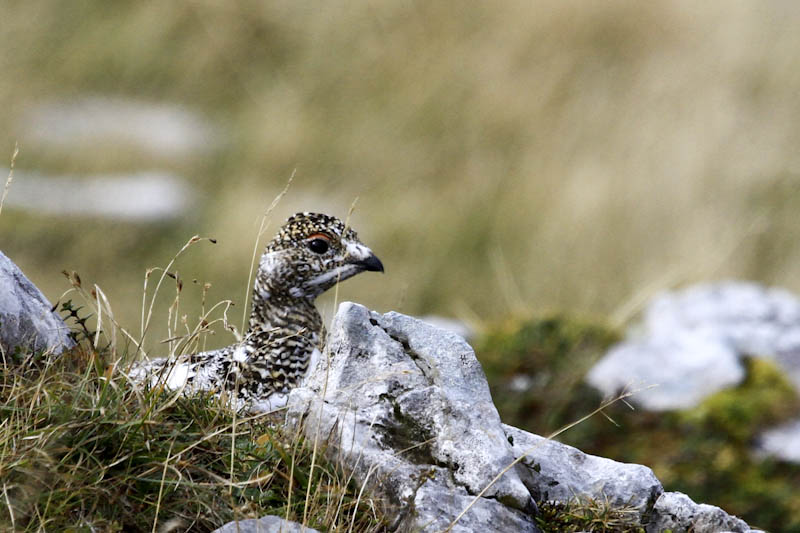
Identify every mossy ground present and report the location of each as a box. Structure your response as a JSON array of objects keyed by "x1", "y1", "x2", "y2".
[
  {"x1": 0, "y1": 343, "x2": 387, "y2": 532},
  {"x1": 476, "y1": 315, "x2": 620, "y2": 442},
  {"x1": 477, "y1": 316, "x2": 800, "y2": 533}
]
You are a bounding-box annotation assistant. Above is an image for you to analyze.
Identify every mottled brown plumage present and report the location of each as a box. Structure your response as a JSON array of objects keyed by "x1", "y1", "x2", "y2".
[{"x1": 129, "y1": 212, "x2": 383, "y2": 411}]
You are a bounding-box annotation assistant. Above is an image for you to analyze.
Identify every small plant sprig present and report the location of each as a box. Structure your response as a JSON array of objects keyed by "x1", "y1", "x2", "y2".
[
  {"x1": 56, "y1": 299, "x2": 96, "y2": 345},
  {"x1": 535, "y1": 498, "x2": 644, "y2": 533}
]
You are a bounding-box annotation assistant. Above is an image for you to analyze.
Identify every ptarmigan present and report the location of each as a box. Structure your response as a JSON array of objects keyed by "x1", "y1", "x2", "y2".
[{"x1": 128, "y1": 212, "x2": 383, "y2": 412}]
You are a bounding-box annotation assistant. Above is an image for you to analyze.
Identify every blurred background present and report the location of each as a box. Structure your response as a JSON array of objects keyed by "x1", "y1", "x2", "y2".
[
  {"x1": 4, "y1": 1, "x2": 800, "y2": 350},
  {"x1": 4, "y1": 1, "x2": 800, "y2": 529}
]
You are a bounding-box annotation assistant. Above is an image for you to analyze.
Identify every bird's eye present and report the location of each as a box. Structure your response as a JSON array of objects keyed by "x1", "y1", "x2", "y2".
[{"x1": 307, "y1": 238, "x2": 330, "y2": 254}]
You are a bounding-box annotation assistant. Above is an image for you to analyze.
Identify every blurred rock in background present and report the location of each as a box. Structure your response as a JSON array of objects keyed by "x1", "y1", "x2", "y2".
[
  {"x1": 20, "y1": 97, "x2": 219, "y2": 159},
  {"x1": 588, "y1": 281, "x2": 800, "y2": 464},
  {"x1": 476, "y1": 283, "x2": 800, "y2": 531},
  {"x1": 1, "y1": 169, "x2": 194, "y2": 221}
]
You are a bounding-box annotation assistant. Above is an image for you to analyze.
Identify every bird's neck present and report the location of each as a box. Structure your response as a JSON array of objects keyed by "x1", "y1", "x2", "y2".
[{"x1": 244, "y1": 283, "x2": 323, "y2": 347}]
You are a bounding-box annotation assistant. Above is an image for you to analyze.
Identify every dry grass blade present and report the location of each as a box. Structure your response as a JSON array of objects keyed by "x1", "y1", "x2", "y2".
[
  {"x1": 302, "y1": 196, "x2": 360, "y2": 529},
  {"x1": 138, "y1": 236, "x2": 217, "y2": 358},
  {"x1": 2, "y1": 483, "x2": 14, "y2": 530},
  {"x1": 152, "y1": 439, "x2": 176, "y2": 533},
  {"x1": 241, "y1": 170, "x2": 294, "y2": 333},
  {"x1": 0, "y1": 142, "x2": 18, "y2": 218},
  {"x1": 284, "y1": 420, "x2": 305, "y2": 526}
]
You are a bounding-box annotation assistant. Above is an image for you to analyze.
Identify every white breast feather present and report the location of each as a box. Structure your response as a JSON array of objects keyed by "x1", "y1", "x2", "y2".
[
  {"x1": 163, "y1": 362, "x2": 194, "y2": 389},
  {"x1": 232, "y1": 344, "x2": 248, "y2": 363}
]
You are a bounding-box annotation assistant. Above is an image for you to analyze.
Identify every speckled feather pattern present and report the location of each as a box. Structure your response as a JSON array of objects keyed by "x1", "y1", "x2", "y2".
[{"x1": 128, "y1": 212, "x2": 383, "y2": 412}]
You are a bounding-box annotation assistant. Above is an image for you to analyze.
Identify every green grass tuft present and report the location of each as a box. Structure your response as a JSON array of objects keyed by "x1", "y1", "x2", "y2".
[{"x1": 535, "y1": 498, "x2": 644, "y2": 533}]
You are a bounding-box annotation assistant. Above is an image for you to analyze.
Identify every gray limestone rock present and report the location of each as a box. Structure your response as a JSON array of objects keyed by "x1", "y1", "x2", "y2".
[
  {"x1": 588, "y1": 282, "x2": 800, "y2": 410},
  {"x1": 22, "y1": 97, "x2": 219, "y2": 158},
  {"x1": 0, "y1": 251, "x2": 74, "y2": 357},
  {"x1": 212, "y1": 515, "x2": 319, "y2": 533},
  {"x1": 504, "y1": 427, "x2": 760, "y2": 531},
  {"x1": 2, "y1": 170, "x2": 193, "y2": 221},
  {"x1": 755, "y1": 418, "x2": 800, "y2": 463},
  {"x1": 286, "y1": 302, "x2": 758, "y2": 533},
  {"x1": 286, "y1": 302, "x2": 539, "y2": 532},
  {"x1": 642, "y1": 282, "x2": 800, "y2": 392},
  {"x1": 502, "y1": 424, "x2": 662, "y2": 519},
  {"x1": 647, "y1": 492, "x2": 757, "y2": 533}
]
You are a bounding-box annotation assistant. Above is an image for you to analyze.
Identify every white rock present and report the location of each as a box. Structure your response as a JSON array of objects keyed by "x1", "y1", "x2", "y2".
[
  {"x1": 1, "y1": 169, "x2": 193, "y2": 221},
  {"x1": 647, "y1": 491, "x2": 755, "y2": 533},
  {"x1": 590, "y1": 281, "x2": 800, "y2": 412},
  {"x1": 586, "y1": 330, "x2": 745, "y2": 410},
  {"x1": 756, "y1": 418, "x2": 800, "y2": 463},
  {"x1": 21, "y1": 97, "x2": 218, "y2": 158},
  {"x1": 212, "y1": 515, "x2": 319, "y2": 533},
  {"x1": 589, "y1": 281, "x2": 800, "y2": 463}
]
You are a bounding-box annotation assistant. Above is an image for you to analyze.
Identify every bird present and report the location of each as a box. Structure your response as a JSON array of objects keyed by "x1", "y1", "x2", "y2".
[{"x1": 128, "y1": 212, "x2": 383, "y2": 412}]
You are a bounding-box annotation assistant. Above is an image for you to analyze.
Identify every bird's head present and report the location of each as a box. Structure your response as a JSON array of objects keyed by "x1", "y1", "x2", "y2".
[{"x1": 256, "y1": 212, "x2": 384, "y2": 301}]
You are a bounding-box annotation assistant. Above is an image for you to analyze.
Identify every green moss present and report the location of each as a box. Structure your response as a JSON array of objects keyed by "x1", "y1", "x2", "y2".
[
  {"x1": 660, "y1": 359, "x2": 800, "y2": 531},
  {"x1": 476, "y1": 315, "x2": 619, "y2": 435},
  {"x1": 681, "y1": 358, "x2": 799, "y2": 442}
]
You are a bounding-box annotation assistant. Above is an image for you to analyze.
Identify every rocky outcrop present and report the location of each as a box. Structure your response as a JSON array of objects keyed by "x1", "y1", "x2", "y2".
[
  {"x1": 285, "y1": 302, "x2": 758, "y2": 533},
  {"x1": 587, "y1": 281, "x2": 800, "y2": 463},
  {"x1": 648, "y1": 492, "x2": 755, "y2": 533},
  {"x1": 287, "y1": 303, "x2": 536, "y2": 532},
  {"x1": 0, "y1": 251, "x2": 73, "y2": 357},
  {"x1": 502, "y1": 425, "x2": 661, "y2": 516}
]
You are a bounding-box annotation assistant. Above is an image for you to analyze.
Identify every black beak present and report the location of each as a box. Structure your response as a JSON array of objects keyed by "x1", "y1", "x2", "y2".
[{"x1": 360, "y1": 253, "x2": 384, "y2": 273}]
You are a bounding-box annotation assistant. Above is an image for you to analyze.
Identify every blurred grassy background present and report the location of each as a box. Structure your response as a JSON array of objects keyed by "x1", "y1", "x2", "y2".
[{"x1": 3, "y1": 1, "x2": 800, "y2": 354}]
